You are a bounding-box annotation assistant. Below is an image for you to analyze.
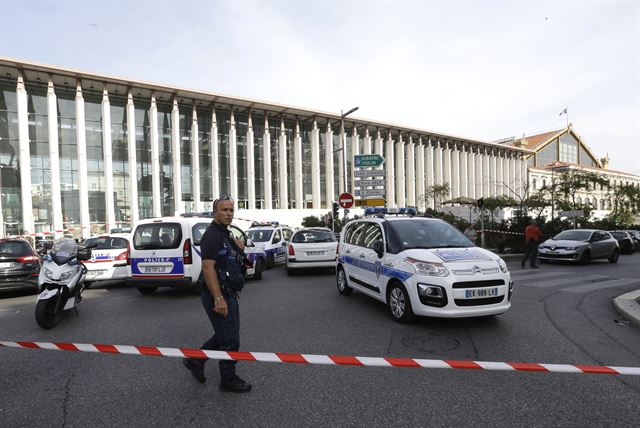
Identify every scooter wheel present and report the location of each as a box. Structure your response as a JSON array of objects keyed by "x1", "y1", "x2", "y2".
[{"x1": 35, "y1": 299, "x2": 61, "y2": 329}]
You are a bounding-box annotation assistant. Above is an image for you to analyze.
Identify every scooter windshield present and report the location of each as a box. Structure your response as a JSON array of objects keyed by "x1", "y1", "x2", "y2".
[{"x1": 50, "y1": 239, "x2": 79, "y2": 265}]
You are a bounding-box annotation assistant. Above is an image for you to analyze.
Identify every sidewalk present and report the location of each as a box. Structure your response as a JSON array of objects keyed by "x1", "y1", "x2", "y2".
[{"x1": 613, "y1": 290, "x2": 640, "y2": 329}]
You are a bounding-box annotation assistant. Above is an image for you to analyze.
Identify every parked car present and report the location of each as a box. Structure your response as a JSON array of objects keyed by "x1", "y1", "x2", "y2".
[
  {"x1": 624, "y1": 230, "x2": 640, "y2": 252},
  {"x1": 285, "y1": 227, "x2": 338, "y2": 274},
  {"x1": 0, "y1": 238, "x2": 41, "y2": 292},
  {"x1": 608, "y1": 231, "x2": 635, "y2": 254},
  {"x1": 537, "y1": 229, "x2": 619, "y2": 264},
  {"x1": 336, "y1": 208, "x2": 512, "y2": 322},
  {"x1": 81, "y1": 234, "x2": 130, "y2": 286},
  {"x1": 246, "y1": 222, "x2": 294, "y2": 268}
]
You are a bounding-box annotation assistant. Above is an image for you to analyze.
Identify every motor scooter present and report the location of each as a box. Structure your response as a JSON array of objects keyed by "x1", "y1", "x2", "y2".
[{"x1": 35, "y1": 238, "x2": 94, "y2": 329}]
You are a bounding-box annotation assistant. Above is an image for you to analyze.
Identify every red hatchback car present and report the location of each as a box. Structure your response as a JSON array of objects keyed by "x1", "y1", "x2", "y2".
[{"x1": 0, "y1": 238, "x2": 41, "y2": 292}]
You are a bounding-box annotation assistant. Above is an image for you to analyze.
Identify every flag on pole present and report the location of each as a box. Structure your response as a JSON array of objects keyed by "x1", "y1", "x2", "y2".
[{"x1": 559, "y1": 108, "x2": 568, "y2": 116}]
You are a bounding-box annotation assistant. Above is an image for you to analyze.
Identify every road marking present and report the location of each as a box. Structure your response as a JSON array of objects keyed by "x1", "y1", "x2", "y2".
[{"x1": 560, "y1": 278, "x2": 640, "y2": 294}]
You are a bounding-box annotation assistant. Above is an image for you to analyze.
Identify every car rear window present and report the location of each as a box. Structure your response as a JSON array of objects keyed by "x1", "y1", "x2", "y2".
[
  {"x1": 133, "y1": 223, "x2": 182, "y2": 250},
  {"x1": 0, "y1": 240, "x2": 33, "y2": 256},
  {"x1": 85, "y1": 236, "x2": 128, "y2": 249},
  {"x1": 611, "y1": 232, "x2": 626, "y2": 239},
  {"x1": 292, "y1": 230, "x2": 336, "y2": 243}
]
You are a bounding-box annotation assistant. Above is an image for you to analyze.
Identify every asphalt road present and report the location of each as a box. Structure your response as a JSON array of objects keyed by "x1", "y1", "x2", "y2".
[{"x1": 1, "y1": 255, "x2": 640, "y2": 427}]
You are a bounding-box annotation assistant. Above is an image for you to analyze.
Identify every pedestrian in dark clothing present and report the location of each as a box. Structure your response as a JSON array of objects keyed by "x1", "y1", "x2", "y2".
[
  {"x1": 183, "y1": 196, "x2": 252, "y2": 393},
  {"x1": 521, "y1": 220, "x2": 542, "y2": 268}
]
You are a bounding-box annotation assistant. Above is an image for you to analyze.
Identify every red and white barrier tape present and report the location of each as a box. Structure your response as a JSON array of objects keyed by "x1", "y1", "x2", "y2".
[
  {"x1": 484, "y1": 229, "x2": 524, "y2": 236},
  {"x1": 1, "y1": 341, "x2": 638, "y2": 376}
]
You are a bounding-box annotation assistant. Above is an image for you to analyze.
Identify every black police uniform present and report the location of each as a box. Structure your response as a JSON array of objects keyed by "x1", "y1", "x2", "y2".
[{"x1": 183, "y1": 221, "x2": 250, "y2": 391}]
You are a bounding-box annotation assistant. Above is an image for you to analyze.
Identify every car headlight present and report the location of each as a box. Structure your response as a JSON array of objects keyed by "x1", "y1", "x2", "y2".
[
  {"x1": 44, "y1": 268, "x2": 53, "y2": 280},
  {"x1": 497, "y1": 259, "x2": 509, "y2": 273},
  {"x1": 59, "y1": 271, "x2": 74, "y2": 281},
  {"x1": 405, "y1": 257, "x2": 449, "y2": 277}
]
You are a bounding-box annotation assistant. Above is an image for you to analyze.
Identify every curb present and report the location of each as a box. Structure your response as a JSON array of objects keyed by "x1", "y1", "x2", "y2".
[{"x1": 613, "y1": 290, "x2": 640, "y2": 329}]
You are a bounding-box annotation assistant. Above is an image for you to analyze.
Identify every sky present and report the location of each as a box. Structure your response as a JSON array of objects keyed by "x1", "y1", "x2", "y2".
[{"x1": 1, "y1": 0, "x2": 638, "y2": 175}]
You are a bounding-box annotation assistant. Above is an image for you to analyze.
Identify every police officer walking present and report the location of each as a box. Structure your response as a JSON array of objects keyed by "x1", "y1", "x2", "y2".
[{"x1": 183, "y1": 196, "x2": 252, "y2": 393}]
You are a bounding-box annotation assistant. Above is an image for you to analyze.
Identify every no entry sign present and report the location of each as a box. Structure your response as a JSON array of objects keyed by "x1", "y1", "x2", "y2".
[{"x1": 338, "y1": 193, "x2": 354, "y2": 209}]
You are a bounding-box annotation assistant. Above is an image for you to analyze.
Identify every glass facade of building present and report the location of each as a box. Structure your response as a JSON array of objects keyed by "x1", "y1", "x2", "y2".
[
  {"x1": 157, "y1": 102, "x2": 174, "y2": 216},
  {"x1": 109, "y1": 95, "x2": 130, "y2": 224},
  {"x1": 84, "y1": 90, "x2": 106, "y2": 232},
  {"x1": 135, "y1": 99, "x2": 152, "y2": 219},
  {"x1": 26, "y1": 83, "x2": 51, "y2": 232},
  {"x1": 1, "y1": 79, "x2": 21, "y2": 235}
]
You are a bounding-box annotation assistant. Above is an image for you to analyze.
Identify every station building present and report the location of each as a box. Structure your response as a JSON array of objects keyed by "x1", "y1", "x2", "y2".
[{"x1": 1, "y1": 57, "x2": 540, "y2": 238}]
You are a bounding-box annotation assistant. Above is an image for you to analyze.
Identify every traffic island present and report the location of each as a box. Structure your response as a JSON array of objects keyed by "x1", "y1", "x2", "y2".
[{"x1": 613, "y1": 290, "x2": 640, "y2": 329}]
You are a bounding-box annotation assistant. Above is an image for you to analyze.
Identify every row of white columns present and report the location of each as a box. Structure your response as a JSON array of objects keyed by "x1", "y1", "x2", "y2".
[{"x1": 11, "y1": 74, "x2": 528, "y2": 238}]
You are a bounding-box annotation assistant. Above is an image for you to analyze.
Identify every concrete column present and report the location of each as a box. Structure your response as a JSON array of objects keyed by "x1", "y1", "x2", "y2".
[
  {"x1": 514, "y1": 155, "x2": 522, "y2": 200},
  {"x1": 497, "y1": 151, "x2": 505, "y2": 197},
  {"x1": 191, "y1": 104, "x2": 201, "y2": 212},
  {"x1": 294, "y1": 121, "x2": 303, "y2": 209},
  {"x1": 171, "y1": 99, "x2": 182, "y2": 214},
  {"x1": 475, "y1": 148, "x2": 483, "y2": 198},
  {"x1": 521, "y1": 158, "x2": 528, "y2": 199},
  {"x1": 426, "y1": 140, "x2": 435, "y2": 209},
  {"x1": 406, "y1": 136, "x2": 415, "y2": 207},
  {"x1": 16, "y1": 74, "x2": 33, "y2": 235},
  {"x1": 490, "y1": 149, "x2": 498, "y2": 197},
  {"x1": 503, "y1": 153, "x2": 510, "y2": 198},
  {"x1": 374, "y1": 129, "x2": 383, "y2": 155},
  {"x1": 229, "y1": 111, "x2": 238, "y2": 211},
  {"x1": 443, "y1": 142, "x2": 452, "y2": 198},
  {"x1": 47, "y1": 79, "x2": 63, "y2": 237},
  {"x1": 385, "y1": 133, "x2": 395, "y2": 207},
  {"x1": 125, "y1": 91, "x2": 138, "y2": 224},
  {"x1": 350, "y1": 127, "x2": 359, "y2": 196},
  {"x1": 311, "y1": 120, "x2": 321, "y2": 208},
  {"x1": 278, "y1": 118, "x2": 288, "y2": 208},
  {"x1": 510, "y1": 156, "x2": 518, "y2": 199},
  {"x1": 363, "y1": 128, "x2": 372, "y2": 155},
  {"x1": 460, "y1": 145, "x2": 468, "y2": 197},
  {"x1": 451, "y1": 143, "x2": 460, "y2": 199},
  {"x1": 246, "y1": 113, "x2": 256, "y2": 209},
  {"x1": 210, "y1": 110, "x2": 220, "y2": 201},
  {"x1": 324, "y1": 123, "x2": 334, "y2": 207},
  {"x1": 434, "y1": 140, "x2": 443, "y2": 186},
  {"x1": 467, "y1": 147, "x2": 475, "y2": 199},
  {"x1": 149, "y1": 96, "x2": 161, "y2": 217},
  {"x1": 76, "y1": 81, "x2": 91, "y2": 237},
  {"x1": 395, "y1": 135, "x2": 405, "y2": 207},
  {"x1": 262, "y1": 115, "x2": 271, "y2": 209},
  {"x1": 482, "y1": 149, "x2": 490, "y2": 197},
  {"x1": 416, "y1": 138, "x2": 425, "y2": 211}
]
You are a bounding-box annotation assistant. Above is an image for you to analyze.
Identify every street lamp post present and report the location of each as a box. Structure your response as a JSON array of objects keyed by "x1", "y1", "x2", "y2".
[{"x1": 340, "y1": 107, "x2": 359, "y2": 195}]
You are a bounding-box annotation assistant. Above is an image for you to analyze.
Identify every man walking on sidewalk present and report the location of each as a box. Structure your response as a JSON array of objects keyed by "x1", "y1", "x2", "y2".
[{"x1": 521, "y1": 220, "x2": 542, "y2": 268}]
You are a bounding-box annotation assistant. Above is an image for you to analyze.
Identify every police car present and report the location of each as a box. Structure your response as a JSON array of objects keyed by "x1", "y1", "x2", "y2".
[
  {"x1": 336, "y1": 208, "x2": 512, "y2": 322},
  {"x1": 81, "y1": 234, "x2": 130, "y2": 286},
  {"x1": 246, "y1": 222, "x2": 294, "y2": 268},
  {"x1": 128, "y1": 216, "x2": 266, "y2": 294}
]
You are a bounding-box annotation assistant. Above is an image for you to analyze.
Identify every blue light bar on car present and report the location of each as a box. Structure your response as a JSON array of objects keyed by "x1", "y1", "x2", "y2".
[{"x1": 364, "y1": 207, "x2": 417, "y2": 216}]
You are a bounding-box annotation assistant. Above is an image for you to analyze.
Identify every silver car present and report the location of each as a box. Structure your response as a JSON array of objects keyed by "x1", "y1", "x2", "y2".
[{"x1": 537, "y1": 229, "x2": 620, "y2": 264}]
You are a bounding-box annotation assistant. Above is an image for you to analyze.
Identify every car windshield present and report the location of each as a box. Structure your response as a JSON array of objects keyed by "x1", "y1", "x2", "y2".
[
  {"x1": 292, "y1": 230, "x2": 336, "y2": 243},
  {"x1": 247, "y1": 229, "x2": 273, "y2": 243},
  {"x1": 84, "y1": 236, "x2": 128, "y2": 249},
  {"x1": 386, "y1": 219, "x2": 473, "y2": 251},
  {"x1": 0, "y1": 240, "x2": 33, "y2": 256},
  {"x1": 553, "y1": 230, "x2": 591, "y2": 241},
  {"x1": 611, "y1": 232, "x2": 627, "y2": 239}
]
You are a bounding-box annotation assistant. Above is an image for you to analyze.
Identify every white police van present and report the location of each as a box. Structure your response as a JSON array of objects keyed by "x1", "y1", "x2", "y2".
[
  {"x1": 246, "y1": 222, "x2": 294, "y2": 268},
  {"x1": 127, "y1": 216, "x2": 266, "y2": 294},
  {"x1": 336, "y1": 208, "x2": 512, "y2": 322}
]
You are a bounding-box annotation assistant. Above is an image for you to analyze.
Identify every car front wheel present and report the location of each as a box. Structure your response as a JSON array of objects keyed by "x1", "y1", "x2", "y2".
[
  {"x1": 387, "y1": 282, "x2": 414, "y2": 323},
  {"x1": 336, "y1": 266, "x2": 352, "y2": 295}
]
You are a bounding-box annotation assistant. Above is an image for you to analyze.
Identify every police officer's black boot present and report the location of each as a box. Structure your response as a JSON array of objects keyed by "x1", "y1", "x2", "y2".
[
  {"x1": 219, "y1": 375, "x2": 252, "y2": 393},
  {"x1": 183, "y1": 358, "x2": 206, "y2": 384}
]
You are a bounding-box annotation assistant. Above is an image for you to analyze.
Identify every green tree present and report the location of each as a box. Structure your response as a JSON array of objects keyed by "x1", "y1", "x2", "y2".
[
  {"x1": 423, "y1": 183, "x2": 450, "y2": 209},
  {"x1": 301, "y1": 215, "x2": 325, "y2": 228},
  {"x1": 608, "y1": 183, "x2": 640, "y2": 226}
]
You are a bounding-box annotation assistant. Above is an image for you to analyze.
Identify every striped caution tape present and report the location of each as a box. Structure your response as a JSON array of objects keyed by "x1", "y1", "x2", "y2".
[
  {"x1": 1, "y1": 341, "x2": 638, "y2": 376},
  {"x1": 484, "y1": 229, "x2": 525, "y2": 236}
]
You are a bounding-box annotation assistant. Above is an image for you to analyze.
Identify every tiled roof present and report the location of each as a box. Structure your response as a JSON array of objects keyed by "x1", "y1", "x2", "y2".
[{"x1": 506, "y1": 129, "x2": 564, "y2": 150}]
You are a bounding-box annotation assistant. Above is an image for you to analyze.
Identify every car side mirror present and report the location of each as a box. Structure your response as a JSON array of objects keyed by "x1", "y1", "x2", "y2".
[
  {"x1": 77, "y1": 248, "x2": 92, "y2": 261},
  {"x1": 372, "y1": 240, "x2": 384, "y2": 258}
]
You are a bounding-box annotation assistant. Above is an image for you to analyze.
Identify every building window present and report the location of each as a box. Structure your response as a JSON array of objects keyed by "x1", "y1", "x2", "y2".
[
  {"x1": 536, "y1": 139, "x2": 558, "y2": 166},
  {"x1": 84, "y1": 89, "x2": 106, "y2": 232},
  {"x1": 0, "y1": 78, "x2": 22, "y2": 235},
  {"x1": 135, "y1": 99, "x2": 151, "y2": 219},
  {"x1": 157, "y1": 103, "x2": 174, "y2": 216},
  {"x1": 559, "y1": 134, "x2": 578, "y2": 164}
]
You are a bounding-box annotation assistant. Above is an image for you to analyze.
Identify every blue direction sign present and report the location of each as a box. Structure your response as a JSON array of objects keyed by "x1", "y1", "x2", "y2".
[{"x1": 354, "y1": 154, "x2": 384, "y2": 168}]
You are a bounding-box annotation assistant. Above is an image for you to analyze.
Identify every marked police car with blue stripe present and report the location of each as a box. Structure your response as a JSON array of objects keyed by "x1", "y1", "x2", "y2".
[
  {"x1": 127, "y1": 216, "x2": 266, "y2": 295},
  {"x1": 336, "y1": 208, "x2": 512, "y2": 323},
  {"x1": 246, "y1": 222, "x2": 293, "y2": 268}
]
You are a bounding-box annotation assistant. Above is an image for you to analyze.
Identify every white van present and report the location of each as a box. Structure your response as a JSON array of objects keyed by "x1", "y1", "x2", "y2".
[{"x1": 127, "y1": 216, "x2": 266, "y2": 294}]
